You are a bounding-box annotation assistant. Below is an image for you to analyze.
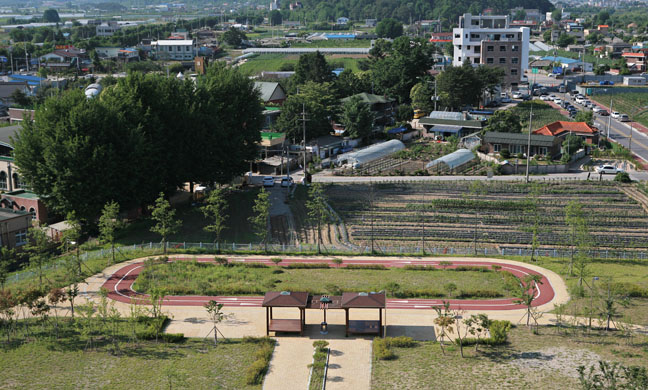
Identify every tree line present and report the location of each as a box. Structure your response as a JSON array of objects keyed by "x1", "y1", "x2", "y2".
[{"x1": 12, "y1": 63, "x2": 263, "y2": 224}]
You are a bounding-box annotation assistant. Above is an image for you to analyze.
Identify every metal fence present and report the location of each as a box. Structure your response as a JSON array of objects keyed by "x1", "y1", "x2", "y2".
[{"x1": 8, "y1": 241, "x2": 648, "y2": 284}]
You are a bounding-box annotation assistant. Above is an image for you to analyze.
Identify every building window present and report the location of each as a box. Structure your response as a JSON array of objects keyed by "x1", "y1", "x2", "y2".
[
  {"x1": 506, "y1": 33, "x2": 515, "y2": 39},
  {"x1": 499, "y1": 58, "x2": 506, "y2": 64},
  {"x1": 473, "y1": 58, "x2": 480, "y2": 64},
  {"x1": 470, "y1": 33, "x2": 480, "y2": 39},
  {"x1": 486, "y1": 58, "x2": 494, "y2": 64},
  {"x1": 487, "y1": 46, "x2": 494, "y2": 52},
  {"x1": 511, "y1": 69, "x2": 518, "y2": 75},
  {"x1": 512, "y1": 45, "x2": 519, "y2": 52},
  {"x1": 499, "y1": 46, "x2": 506, "y2": 52},
  {"x1": 15, "y1": 229, "x2": 27, "y2": 246},
  {"x1": 0, "y1": 171, "x2": 6, "y2": 190},
  {"x1": 29, "y1": 207, "x2": 36, "y2": 220},
  {"x1": 493, "y1": 144, "x2": 501, "y2": 152},
  {"x1": 458, "y1": 45, "x2": 462, "y2": 50},
  {"x1": 454, "y1": 34, "x2": 460, "y2": 38},
  {"x1": 457, "y1": 57, "x2": 461, "y2": 62},
  {"x1": 474, "y1": 46, "x2": 480, "y2": 53},
  {"x1": 539, "y1": 147, "x2": 547, "y2": 156},
  {"x1": 511, "y1": 57, "x2": 519, "y2": 64}
]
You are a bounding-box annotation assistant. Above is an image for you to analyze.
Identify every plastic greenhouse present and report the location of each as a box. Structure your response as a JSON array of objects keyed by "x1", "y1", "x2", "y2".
[
  {"x1": 337, "y1": 140, "x2": 406, "y2": 169},
  {"x1": 425, "y1": 149, "x2": 476, "y2": 171}
]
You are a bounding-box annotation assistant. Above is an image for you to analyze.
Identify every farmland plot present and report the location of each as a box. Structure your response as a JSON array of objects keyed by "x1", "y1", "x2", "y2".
[{"x1": 327, "y1": 181, "x2": 648, "y2": 252}]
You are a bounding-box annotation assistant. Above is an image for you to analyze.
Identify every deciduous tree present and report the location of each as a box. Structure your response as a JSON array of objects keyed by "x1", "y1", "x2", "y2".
[
  {"x1": 376, "y1": 18, "x2": 403, "y2": 39},
  {"x1": 340, "y1": 96, "x2": 374, "y2": 140},
  {"x1": 483, "y1": 110, "x2": 522, "y2": 133},
  {"x1": 249, "y1": 188, "x2": 270, "y2": 252},
  {"x1": 149, "y1": 192, "x2": 182, "y2": 254},
  {"x1": 202, "y1": 188, "x2": 228, "y2": 250},
  {"x1": 98, "y1": 201, "x2": 124, "y2": 264}
]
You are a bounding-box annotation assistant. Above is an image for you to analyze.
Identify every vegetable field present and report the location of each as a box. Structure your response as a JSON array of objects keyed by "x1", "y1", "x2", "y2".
[{"x1": 327, "y1": 181, "x2": 648, "y2": 252}]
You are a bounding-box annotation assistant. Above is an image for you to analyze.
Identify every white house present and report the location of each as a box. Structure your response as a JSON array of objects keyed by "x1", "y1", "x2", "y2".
[
  {"x1": 151, "y1": 39, "x2": 195, "y2": 61},
  {"x1": 96, "y1": 21, "x2": 120, "y2": 37}
]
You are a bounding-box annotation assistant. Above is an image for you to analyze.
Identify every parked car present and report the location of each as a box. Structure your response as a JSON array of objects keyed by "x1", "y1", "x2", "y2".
[
  {"x1": 554, "y1": 98, "x2": 563, "y2": 105},
  {"x1": 521, "y1": 94, "x2": 532, "y2": 101},
  {"x1": 512, "y1": 91, "x2": 524, "y2": 99},
  {"x1": 619, "y1": 114, "x2": 630, "y2": 122},
  {"x1": 280, "y1": 176, "x2": 294, "y2": 187},
  {"x1": 595, "y1": 165, "x2": 624, "y2": 174},
  {"x1": 500, "y1": 96, "x2": 512, "y2": 103},
  {"x1": 592, "y1": 106, "x2": 604, "y2": 114},
  {"x1": 262, "y1": 176, "x2": 275, "y2": 187},
  {"x1": 611, "y1": 111, "x2": 621, "y2": 119},
  {"x1": 599, "y1": 80, "x2": 614, "y2": 85},
  {"x1": 540, "y1": 94, "x2": 551, "y2": 101},
  {"x1": 598, "y1": 110, "x2": 609, "y2": 116},
  {"x1": 575, "y1": 96, "x2": 586, "y2": 104},
  {"x1": 549, "y1": 94, "x2": 558, "y2": 100}
]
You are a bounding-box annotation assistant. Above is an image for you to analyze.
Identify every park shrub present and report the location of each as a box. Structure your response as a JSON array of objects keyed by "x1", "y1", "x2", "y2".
[
  {"x1": 396, "y1": 289, "x2": 444, "y2": 298},
  {"x1": 373, "y1": 338, "x2": 396, "y2": 360},
  {"x1": 457, "y1": 289, "x2": 502, "y2": 299},
  {"x1": 614, "y1": 171, "x2": 632, "y2": 183},
  {"x1": 345, "y1": 264, "x2": 386, "y2": 270},
  {"x1": 453, "y1": 266, "x2": 492, "y2": 272},
  {"x1": 387, "y1": 336, "x2": 416, "y2": 348},
  {"x1": 403, "y1": 265, "x2": 436, "y2": 271},
  {"x1": 241, "y1": 263, "x2": 269, "y2": 268},
  {"x1": 489, "y1": 320, "x2": 512, "y2": 344},
  {"x1": 284, "y1": 262, "x2": 330, "y2": 269},
  {"x1": 245, "y1": 338, "x2": 276, "y2": 385},
  {"x1": 611, "y1": 282, "x2": 648, "y2": 298},
  {"x1": 161, "y1": 333, "x2": 186, "y2": 343}
]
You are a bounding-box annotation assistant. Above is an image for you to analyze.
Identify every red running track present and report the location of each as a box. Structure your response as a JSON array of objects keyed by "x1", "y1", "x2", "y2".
[{"x1": 101, "y1": 257, "x2": 555, "y2": 311}]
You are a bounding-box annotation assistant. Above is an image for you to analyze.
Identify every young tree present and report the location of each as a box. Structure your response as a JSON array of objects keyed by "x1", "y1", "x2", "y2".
[
  {"x1": 98, "y1": 201, "x2": 124, "y2": 264},
  {"x1": 463, "y1": 314, "x2": 491, "y2": 352},
  {"x1": 515, "y1": 274, "x2": 543, "y2": 328},
  {"x1": 149, "y1": 192, "x2": 182, "y2": 254},
  {"x1": 201, "y1": 188, "x2": 229, "y2": 250},
  {"x1": 340, "y1": 96, "x2": 374, "y2": 140},
  {"x1": 204, "y1": 300, "x2": 226, "y2": 345},
  {"x1": 48, "y1": 288, "x2": 65, "y2": 339},
  {"x1": 0, "y1": 247, "x2": 15, "y2": 291},
  {"x1": 565, "y1": 201, "x2": 588, "y2": 276},
  {"x1": 249, "y1": 188, "x2": 270, "y2": 252},
  {"x1": 26, "y1": 227, "x2": 51, "y2": 291},
  {"x1": 433, "y1": 304, "x2": 455, "y2": 355},
  {"x1": 306, "y1": 184, "x2": 330, "y2": 254},
  {"x1": 61, "y1": 211, "x2": 83, "y2": 275}
]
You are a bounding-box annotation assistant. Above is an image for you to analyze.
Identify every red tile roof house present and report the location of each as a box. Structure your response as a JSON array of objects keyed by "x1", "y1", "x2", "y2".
[
  {"x1": 622, "y1": 52, "x2": 646, "y2": 72},
  {"x1": 532, "y1": 121, "x2": 599, "y2": 149}
]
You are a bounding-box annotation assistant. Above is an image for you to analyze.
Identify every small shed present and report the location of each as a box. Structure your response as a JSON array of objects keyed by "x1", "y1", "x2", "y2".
[
  {"x1": 262, "y1": 291, "x2": 309, "y2": 336},
  {"x1": 341, "y1": 292, "x2": 386, "y2": 337},
  {"x1": 425, "y1": 149, "x2": 476, "y2": 171}
]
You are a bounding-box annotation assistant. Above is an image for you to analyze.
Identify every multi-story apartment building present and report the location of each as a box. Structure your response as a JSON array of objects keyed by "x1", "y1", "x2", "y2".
[
  {"x1": 452, "y1": 13, "x2": 530, "y2": 88},
  {"x1": 151, "y1": 39, "x2": 195, "y2": 61}
]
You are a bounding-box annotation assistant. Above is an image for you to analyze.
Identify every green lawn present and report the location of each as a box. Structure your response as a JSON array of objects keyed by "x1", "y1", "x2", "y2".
[
  {"x1": 511, "y1": 100, "x2": 570, "y2": 130},
  {"x1": 132, "y1": 260, "x2": 517, "y2": 298},
  {"x1": 116, "y1": 187, "x2": 260, "y2": 246},
  {"x1": 239, "y1": 53, "x2": 362, "y2": 75},
  {"x1": 589, "y1": 91, "x2": 648, "y2": 128},
  {"x1": 372, "y1": 326, "x2": 648, "y2": 389},
  {"x1": 0, "y1": 320, "x2": 270, "y2": 390}
]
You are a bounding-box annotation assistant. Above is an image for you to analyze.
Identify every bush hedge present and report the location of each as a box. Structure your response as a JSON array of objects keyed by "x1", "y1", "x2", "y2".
[
  {"x1": 374, "y1": 336, "x2": 416, "y2": 360},
  {"x1": 284, "y1": 262, "x2": 330, "y2": 269},
  {"x1": 244, "y1": 337, "x2": 276, "y2": 385},
  {"x1": 345, "y1": 264, "x2": 386, "y2": 270}
]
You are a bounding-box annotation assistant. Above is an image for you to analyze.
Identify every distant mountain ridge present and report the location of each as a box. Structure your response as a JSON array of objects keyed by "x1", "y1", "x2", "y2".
[{"x1": 288, "y1": 0, "x2": 553, "y2": 26}]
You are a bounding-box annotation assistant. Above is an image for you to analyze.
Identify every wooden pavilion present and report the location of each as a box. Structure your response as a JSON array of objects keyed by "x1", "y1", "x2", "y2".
[
  {"x1": 262, "y1": 291, "x2": 309, "y2": 336},
  {"x1": 341, "y1": 292, "x2": 386, "y2": 337}
]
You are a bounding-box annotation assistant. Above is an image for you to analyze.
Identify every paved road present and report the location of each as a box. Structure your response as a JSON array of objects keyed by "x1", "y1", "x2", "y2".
[
  {"x1": 313, "y1": 171, "x2": 648, "y2": 182},
  {"x1": 103, "y1": 256, "x2": 555, "y2": 311},
  {"x1": 559, "y1": 94, "x2": 648, "y2": 164}
]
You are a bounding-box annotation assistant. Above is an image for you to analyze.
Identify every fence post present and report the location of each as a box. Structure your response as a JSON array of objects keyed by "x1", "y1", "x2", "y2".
[
  {"x1": 200, "y1": 242, "x2": 202, "y2": 248},
  {"x1": 183, "y1": 242, "x2": 186, "y2": 249}
]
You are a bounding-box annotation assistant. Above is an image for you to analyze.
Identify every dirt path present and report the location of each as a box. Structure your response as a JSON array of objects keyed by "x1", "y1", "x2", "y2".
[
  {"x1": 263, "y1": 337, "x2": 313, "y2": 390},
  {"x1": 326, "y1": 339, "x2": 372, "y2": 390}
]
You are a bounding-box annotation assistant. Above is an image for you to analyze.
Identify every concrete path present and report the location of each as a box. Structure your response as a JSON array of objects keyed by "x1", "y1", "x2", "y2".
[
  {"x1": 263, "y1": 337, "x2": 313, "y2": 390},
  {"x1": 326, "y1": 339, "x2": 372, "y2": 390}
]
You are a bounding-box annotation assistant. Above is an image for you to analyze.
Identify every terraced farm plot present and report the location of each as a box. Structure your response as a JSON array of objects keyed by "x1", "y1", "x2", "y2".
[{"x1": 327, "y1": 181, "x2": 648, "y2": 252}]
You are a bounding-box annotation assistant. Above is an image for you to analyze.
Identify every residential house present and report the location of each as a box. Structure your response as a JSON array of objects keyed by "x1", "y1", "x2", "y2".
[
  {"x1": 0, "y1": 81, "x2": 28, "y2": 106},
  {"x1": 419, "y1": 111, "x2": 486, "y2": 139},
  {"x1": 39, "y1": 48, "x2": 88, "y2": 71},
  {"x1": 622, "y1": 52, "x2": 646, "y2": 72},
  {"x1": 482, "y1": 131, "x2": 561, "y2": 158},
  {"x1": 336, "y1": 17, "x2": 349, "y2": 25},
  {"x1": 254, "y1": 82, "x2": 287, "y2": 105},
  {"x1": 365, "y1": 19, "x2": 377, "y2": 27},
  {"x1": 606, "y1": 39, "x2": 632, "y2": 58},
  {"x1": 341, "y1": 92, "x2": 396, "y2": 127},
  {"x1": 0, "y1": 208, "x2": 31, "y2": 249},
  {"x1": 95, "y1": 47, "x2": 139, "y2": 62},
  {"x1": 540, "y1": 56, "x2": 593, "y2": 72},
  {"x1": 597, "y1": 25, "x2": 609, "y2": 34},
  {"x1": 429, "y1": 32, "x2": 453, "y2": 43},
  {"x1": 532, "y1": 121, "x2": 599, "y2": 145},
  {"x1": 96, "y1": 21, "x2": 120, "y2": 37},
  {"x1": 8, "y1": 108, "x2": 34, "y2": 124}
]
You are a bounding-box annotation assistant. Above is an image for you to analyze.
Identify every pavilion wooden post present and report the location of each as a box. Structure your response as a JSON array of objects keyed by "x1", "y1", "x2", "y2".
[
  {"x1": 266, "y1": 307, "x2": 269, "y2": 336},
  {"x1": 379, "y1": 308, "x2": 383, "y2": 338},
  {"x1": 345, "y1": 308, "x2": 349, "y2": 337},
  {"x1": 300, "y1": 309, "x2": 304, "y2": 336}
]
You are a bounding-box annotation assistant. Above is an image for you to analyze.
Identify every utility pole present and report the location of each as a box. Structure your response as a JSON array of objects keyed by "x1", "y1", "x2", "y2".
[
  {"x1": 433, "y1": 78, "x2": 438, "y2": 112},
  {"x1": 300, "y1": 103, "x2": 309, "y2": 185},
  {"x1": 525, "y1": 100, "x2": 534, "y2": 182},
  {"x1": 607, "y1": 98, "x2": 613, "y2": 139}
]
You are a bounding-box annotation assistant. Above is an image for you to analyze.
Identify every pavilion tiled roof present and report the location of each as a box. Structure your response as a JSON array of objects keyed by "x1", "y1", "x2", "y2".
[{"x1": 340, "y1": 292, "x2": 386, "y2": 308}]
